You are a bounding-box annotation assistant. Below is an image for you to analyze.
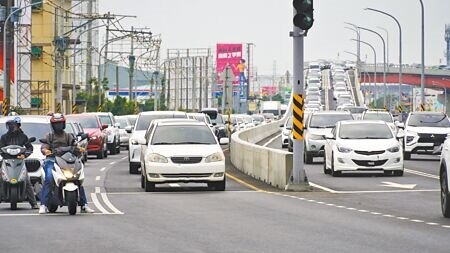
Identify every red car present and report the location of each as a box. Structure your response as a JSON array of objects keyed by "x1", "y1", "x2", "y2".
[{"x1": 66, "y1": 114, "x2": 108, "y2": 159}]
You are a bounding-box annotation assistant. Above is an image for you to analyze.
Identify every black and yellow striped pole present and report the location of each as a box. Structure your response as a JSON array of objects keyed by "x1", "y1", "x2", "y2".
[
  {"x1": 292, "y1": 94, "x2": 304, "y2": 141},
  {"x1": 134, "y1": 101, "x2": 139, "y2": 115},
  {"x1": 420, "y1": 103, "x2": 425, "y2": 112},
  {"x1": 2, "y1": 98, "x2": 9, "y2": 116},
  {"x1": 97, "y1": 105, "x2": 102, "y2": 112},
  {"x1": 56, "y1": 103, "x2": 61, "y2": 113},
  {"x1": 72, "y1": 104, "x2": 78, "y2": 114},
  {"x1": 398, "y1": 104, "x2": 403, "y2": 113}
]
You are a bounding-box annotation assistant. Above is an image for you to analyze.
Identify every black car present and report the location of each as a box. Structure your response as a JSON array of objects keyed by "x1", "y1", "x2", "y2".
[{"x1": 201, "y1": 108, "x2": 228, "y2": 140}]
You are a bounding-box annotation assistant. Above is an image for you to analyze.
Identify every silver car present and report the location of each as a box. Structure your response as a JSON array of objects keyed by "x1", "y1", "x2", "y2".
[{"x1": 115, "y1": 116, "x2": 132, "y2": 150}]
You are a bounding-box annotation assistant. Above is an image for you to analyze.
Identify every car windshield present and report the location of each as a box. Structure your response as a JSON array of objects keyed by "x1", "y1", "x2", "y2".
[
  {"x1": 192, "y1": 115, "x2": 206, "y2": 122},
  {"x1": 65, "y1": 123, "x2": 76, "y2": 134},
  {"x1": 363, "y1": 113, "x2": 393, "y2": 122},
  {"x1": 407, "y1": 114, "x2": 450, "y2": 127},
  {"x1": 151, "y1": 125, "x2": 217, "y2": 145},
  {"x1": 345, "y1": 108, "x2": 367, "y2": 114},
  {"x1": 210, "y1": 114, "x2": 224, "y2": 125},
  {"x1": 0, "y1": 122, "x2": 52, "y2": 144},
  {"x1": 115, "y1": 117, "x2": 129, "y2": 128},
  {"x1": 242, "y1": 117, "x2": 253, "y2": 123},
  {"x1": 136, "y1": 114, "x2": 187, "y2": 131},
  {"x1": 339, "y1": 123, "x2": 393, "y2": 139},
  {"x1": 127, "y1": 116, "x2": 137, "y2": 126},
  {"x1": 252, "y1": 115, "x2": 264, "y2": 122},
  {"x1": 309, "y1": 114, "x2": 353, "y2": 128},
  {"x1": 98, "y1": 115, "x2": 112, "y2": 126},
  {"x1": 70, "y1": 116, "x2": 99, "y2": 129}
]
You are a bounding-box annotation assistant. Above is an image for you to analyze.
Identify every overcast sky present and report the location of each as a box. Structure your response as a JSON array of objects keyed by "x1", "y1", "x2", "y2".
[{"x1": 99, "y1": 0, "x2": 450, "y2": 75}]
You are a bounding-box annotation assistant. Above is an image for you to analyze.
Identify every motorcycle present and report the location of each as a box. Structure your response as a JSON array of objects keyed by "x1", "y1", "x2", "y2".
[
  {"x1": 0, "y1": 137, "x2": 36, "y2": 210},
  {"x1": 40, "y1": 134, "x2": 88, "y2": 215},
  {"x1": 26, "y1": 159, "x2": 44, "y2": 200}
]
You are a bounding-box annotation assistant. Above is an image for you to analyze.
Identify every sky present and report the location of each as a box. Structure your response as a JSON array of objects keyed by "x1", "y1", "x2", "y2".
[{"x1": 99, "y1": 0, "x2": 450, "y2": 75}]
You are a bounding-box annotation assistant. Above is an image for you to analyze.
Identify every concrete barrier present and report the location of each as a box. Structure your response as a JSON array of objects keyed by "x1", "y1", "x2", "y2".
[{"x1": 230, "y1": 119, "x2": 293, "y2": 190}]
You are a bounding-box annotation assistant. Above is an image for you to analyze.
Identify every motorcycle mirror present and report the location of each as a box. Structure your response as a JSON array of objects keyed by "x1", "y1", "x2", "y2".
[
  {"x1": 28, "y1": 137, "x2": 36, "y2": 143},
  {"x1": 39, "y1": 138, "x2": 48, "y2": 144},
  {"x1": 80, "y1": 133, "x2": 89, "y2": 140}
]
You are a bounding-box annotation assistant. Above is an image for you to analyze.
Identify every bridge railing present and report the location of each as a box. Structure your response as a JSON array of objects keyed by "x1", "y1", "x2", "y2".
[
  {"x1": 360, "y1": 64, "x2": 450, "y2": 76},
  {"x1": 230, "y1": 119, "x2": 293, "y2": 190}
]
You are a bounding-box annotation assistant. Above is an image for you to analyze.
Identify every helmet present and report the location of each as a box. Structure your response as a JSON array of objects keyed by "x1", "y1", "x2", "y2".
[
  {"x1": 8, "y1": 112, "x2": 18, "y2": 116},
  {"x1": 5, "y1": 116, "x2": 21, "y2": 132},
  {"x1": 50, "y1": 113, "x2": 66, "y2": 133}
]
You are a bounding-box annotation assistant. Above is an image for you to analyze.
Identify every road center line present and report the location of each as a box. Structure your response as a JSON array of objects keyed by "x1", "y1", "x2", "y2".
[
  {"x1": 90, "y1": 193, "x2": 110, "y2": 214},
  {"x1": 101, "y1": 193, "x2": 124, "y2": 214},
  {"x1": 95, "y1": 176, "x2": 101, "y2": 181},
  {"x1": 109, "y1": 161, "x2": 116, "y2": 165},
  {"x1": 100, "y1": 167, "x2": 106, "y2": 172}
]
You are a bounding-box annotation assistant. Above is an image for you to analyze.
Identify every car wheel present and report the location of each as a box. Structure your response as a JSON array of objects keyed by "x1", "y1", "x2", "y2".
[
  {"x1": 109, "y1": 140, "x2": 117, "y2": 155},
  {"x1": 403, "y1": 150, "x2": 411, "y2": 160},
  {"x1": 440, "y1": 166, "x2": 450, "y2": 218},
  {"x1": 331, "y1": 153, "x2": 341, "y2": 177},
  {"x1": 394, "y1": 170, "x2": 404, "y2": 176},
  {"x1": 129, "y1": 163, "x2": 139, "y2": 174},
  {"x1": 282, "y1": 144, "x2": 287, "y2": 149},
  {"x1": 144, "y1": 176, "x2": 155, "y2": 192},
  {"x1": 116, "y1": 140, "x2": 121, "y2": 154},
  {"x1": 304, "y1": 151, "x2": 313, "y2": 164},
  {"x1": 141, "y1": 175, "x2": 145, "y2": 189},
  {"x1": 323, "y1": 156, "x2": 330, "y2": 174},
  {"x1": 288, "y1": 146, "x2": 293, "y2": 152},
  {"x1": 97, "y1": 149, "x2": 104, "y2": 159},
  {"x1": 104, "y1": 142, "x2": 108, "y2": 158},
  {"x1": 208, "y1": 176, "x2": 226, "y2": 191}
]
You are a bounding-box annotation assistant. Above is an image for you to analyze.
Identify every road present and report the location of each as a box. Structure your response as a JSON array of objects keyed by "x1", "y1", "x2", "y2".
[{"x1": 0, "y1": 146, "x2": 448, "y2": 252}]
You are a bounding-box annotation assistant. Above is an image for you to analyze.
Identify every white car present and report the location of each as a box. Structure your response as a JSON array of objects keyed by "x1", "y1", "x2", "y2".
[
  {"x1": 304, "y1": 111, "x2": 354, "y2": 164},
  {"x1": 87, "y1": 112, "x2": 121, "y2": 155},
  {"x1": 324, "y1": 120, "x2": 404, "y2": 177},
  {"x1": 128, "y1": 111, "x2": 188, "y2": 174},
  {"x1": 333, "y1": 87, "x2": 347, "y2": 100},
  {"x1": 439, "y1": 138, "x2": 450, "y2": 217},
  {"x1": 138, "y1": 119, "x2": 228, "y2": 191},
  {"x1": 115, "y1": 116, "x2": 132, "y2": 149},
  {"x1": 306, "y1": 87, "x2": 321, "y2": 96},
  {"x1": 403, "y1": 112, "x2": 450, "y2": 160},
  {"x1": 361, "y1": 111, "x2": 402, "y2": 134},
  {"x1": 281, "y1": 117, "x2": 293, "y2": 149}
]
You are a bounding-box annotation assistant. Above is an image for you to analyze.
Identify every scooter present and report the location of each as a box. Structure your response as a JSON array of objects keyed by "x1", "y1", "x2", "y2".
[
  {"x1": 40, "y1": 134, "x2": 87, "y2": 215},
  {"x1": 0, "y1": 137, "x2": 36, "y2": 210}
]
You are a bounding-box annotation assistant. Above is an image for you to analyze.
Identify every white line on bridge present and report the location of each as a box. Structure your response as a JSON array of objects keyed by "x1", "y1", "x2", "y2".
[
  {"x1": 100, "y1": 167, "x2": 106, "y2": 172},
  {"x1": 404, "y1": 168, "x2": 439, "y2": 180},
  {"x1": 263, "y1": 133, "x2": 282, "y2": 147}
]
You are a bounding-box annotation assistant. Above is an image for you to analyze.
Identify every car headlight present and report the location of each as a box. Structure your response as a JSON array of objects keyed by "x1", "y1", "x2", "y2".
[
  {"x1": 308, "y1": 134, "x2": 324, "y2": 140},
  {"x1": 205, "y1": 152, "x2": 224, "y2": 163},
  {"x1": 283, "y1": 129, "x2": 292, "y2": 136},
  {"x1": 147, "y1": 153, "x2": 168, "y2": 163},
  {"x1": 337, "y1": 144, "x2": 352, "y2": 153},
  {"x1": 406, "y1": 136, "x2": 415, "y2": 143},
  {"x1": 387, "y1": 145, "x2": 400, "y2": 153},
  {"x1": 91, "y1": 136, "x2": 98, "y2": 140}
]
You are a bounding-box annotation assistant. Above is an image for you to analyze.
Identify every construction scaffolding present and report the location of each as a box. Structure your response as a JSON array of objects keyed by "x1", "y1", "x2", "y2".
[{"x1": 165, "y1": 48, "x2": 214, "y2": 111}]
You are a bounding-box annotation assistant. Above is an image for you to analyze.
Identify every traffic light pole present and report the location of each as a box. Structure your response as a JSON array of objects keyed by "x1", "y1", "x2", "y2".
[{"x1": 287, "y1": 10, "x2": 309, "y2": 191}]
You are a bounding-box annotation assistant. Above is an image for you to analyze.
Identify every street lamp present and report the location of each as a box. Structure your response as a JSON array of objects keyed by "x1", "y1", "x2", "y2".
[
  {"x1": 419, "y1": 0, "x2": 425, "y2": 108},
  {"x1": 344, "y1": 23, "x2": 360, "y2": 68},
  {"x1": 351, "y1": 39, "x2": 378, "y2": 108},
  {"x1": 357, "y1": 26, "x2": 387, "y2": 108},
  {"x1": 3, "y1": 0, "x2": 46, "y2": 111},
  {"x1": 365, "y1": 8, "x2": 403, "y2": 111}
]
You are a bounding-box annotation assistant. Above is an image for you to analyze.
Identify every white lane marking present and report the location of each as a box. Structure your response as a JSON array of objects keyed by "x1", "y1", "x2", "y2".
[
  {"x1": 397, "y1": 217, "x2": 409, "y2": 220},
  {"x1": 95, "y1": 187, "x2": 101, "y2": 194},
  {"x1": 90, "y1": 193, "x2": 110, "y2": 214},
  {"x1": 380, "y1": 181, "x2": 417, "y2": 190},
  {"x1": 310, "y1": 181, "x2": 437, "y2": 194},
  {"x1": 100, "y1": 167, "x2": 106, "y2": 172},
  {"x1": 0, "y1": 213, "x2": 115, "y2": 217},
  {"x1": 262, "y1": 133, "x2": 282, "y2": 147},
  {"x1": 426, "y1": 222, "x2": 439, "y2": 226},
  {"x1": 168, "y1": 183, "x2": 181, "y2": 187},
  {"x1": 121, "y1": 156, "x2": 128, "y2": 160},
  {"x1": 442, "y1": 225, "x2": 450, "y2": 228},
  {"x1": 95, "y1": 176, "x2": 101, "y2": 181},
  {"x1": 404, "y1": 169, "x2": 439, "y2": 180},
  {"x1": 106, "y1": 190, "x2": 260, "y2": 195},
  {"x1": 101, "y1": 193, "x2": 124, "y2": 214},
  {"x1": 110, "y1": 162, "x2": 116, "y2": 165},
  {"x1": 309, "y1": 182, "x2": 338, "y2": 193},
  {"x1": 411, "y1": 219, "x2": 424, "y2": 223}
]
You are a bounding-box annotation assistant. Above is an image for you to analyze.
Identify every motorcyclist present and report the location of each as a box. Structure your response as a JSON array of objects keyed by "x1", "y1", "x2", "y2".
[
  {"x1": 0, "y1": 116, "x2": 39, "y2": 209},
  {"x1": 39, "y1": 113, "x2": 94, "y2": 214}
]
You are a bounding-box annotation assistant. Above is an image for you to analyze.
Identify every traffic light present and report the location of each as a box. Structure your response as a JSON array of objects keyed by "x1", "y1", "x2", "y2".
[{"x1": 293, "y1": 0, "x2": 314, "y2": 31}]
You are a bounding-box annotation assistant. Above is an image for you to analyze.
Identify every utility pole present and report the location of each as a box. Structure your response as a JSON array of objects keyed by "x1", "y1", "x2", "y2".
[
  {"x1": 102, "y1": 12, "x2": 111, "y2": 81},
  {"x1": 128, "y1": 26, "x2": 135, "y2": 101},
  {"x1": 3, "y1": 0, "x2": 13, "y2": 114},
  {"x1": 199, "y1": 57, "x2": 203, "y2": 111},
  {"x1": 86, "y1": 0, "x2": 93, "y2": 95},
  {"x1": 116, "y1": 65, "x2": 119, "y2": 99}
]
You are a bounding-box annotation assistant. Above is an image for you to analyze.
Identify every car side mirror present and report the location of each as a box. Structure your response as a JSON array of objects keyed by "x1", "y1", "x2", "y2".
[
  {"x1": 101, "y1": 124, "x2": 108, "y2": 130},
  {"x1": 325, "y1": 133, "x2": 334, "y2": 140},
  {"x1": 136, "y1": 137, "x2": 147, "y2": 145},
  {"x1": 114, "y1": 122, "x2": 121, "y2": 128},
  {"x1": 125, "y1": 125, "x2": 133, "y2": 133},
  {"x1": 396, "y1": 131, "x2": 405, "y2": 139},
  {"x1": 80, "y1": 133, "x2": 89, "y2": 141},
  {"x1": 212, "y1": 122, "x2": 217, "y2": 126},
  {"x1": 219, "y1": 138, "x2": 229, "y2": 145},
  {"x1": 395, "y1": 121, "x2": 405, "y2": 129}
]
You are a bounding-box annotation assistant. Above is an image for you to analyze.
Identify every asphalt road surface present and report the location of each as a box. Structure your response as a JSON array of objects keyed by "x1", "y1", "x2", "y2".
[{"x1": 0, "y1": 144, "x2": 448, "y2": 253}]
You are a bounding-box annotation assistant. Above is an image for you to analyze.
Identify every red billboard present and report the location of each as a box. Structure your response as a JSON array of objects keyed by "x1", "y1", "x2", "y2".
[
  {"x1": 261, "y1": 86, "x2": 278, "y2": 96},
  {"x1": 216, "y1": 43, "x2": 242, "y2": 85}
]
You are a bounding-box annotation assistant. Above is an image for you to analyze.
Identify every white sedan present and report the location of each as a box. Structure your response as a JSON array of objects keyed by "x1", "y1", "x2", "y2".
[
  {"x1": 324, "y1": 120, "x2": 404, "y2": 177},
  {"x1": 439, "y1": 138, "x2": 450, "y2": 217},
  {"x1": 138, "y1": 119, "x2": 228, "y2": 191}
]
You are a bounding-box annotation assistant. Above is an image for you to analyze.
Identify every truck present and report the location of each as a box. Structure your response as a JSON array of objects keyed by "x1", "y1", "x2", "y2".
[{"x1": 261, "y1": 101, "x2": 281, "y2": 119}]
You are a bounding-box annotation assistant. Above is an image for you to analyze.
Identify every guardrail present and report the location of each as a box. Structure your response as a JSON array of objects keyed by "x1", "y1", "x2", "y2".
[
  {"x1": 230, "y1": 119, "x2": 293, "y2": 190},
  {"x1": 353, "y1": 69, "x2": 365, "y2": 106}
]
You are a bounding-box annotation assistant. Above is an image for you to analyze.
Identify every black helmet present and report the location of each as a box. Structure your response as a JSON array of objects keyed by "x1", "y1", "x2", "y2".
[{"x1": 50, "y1": 113, "x2": 66, "y2": 133}]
